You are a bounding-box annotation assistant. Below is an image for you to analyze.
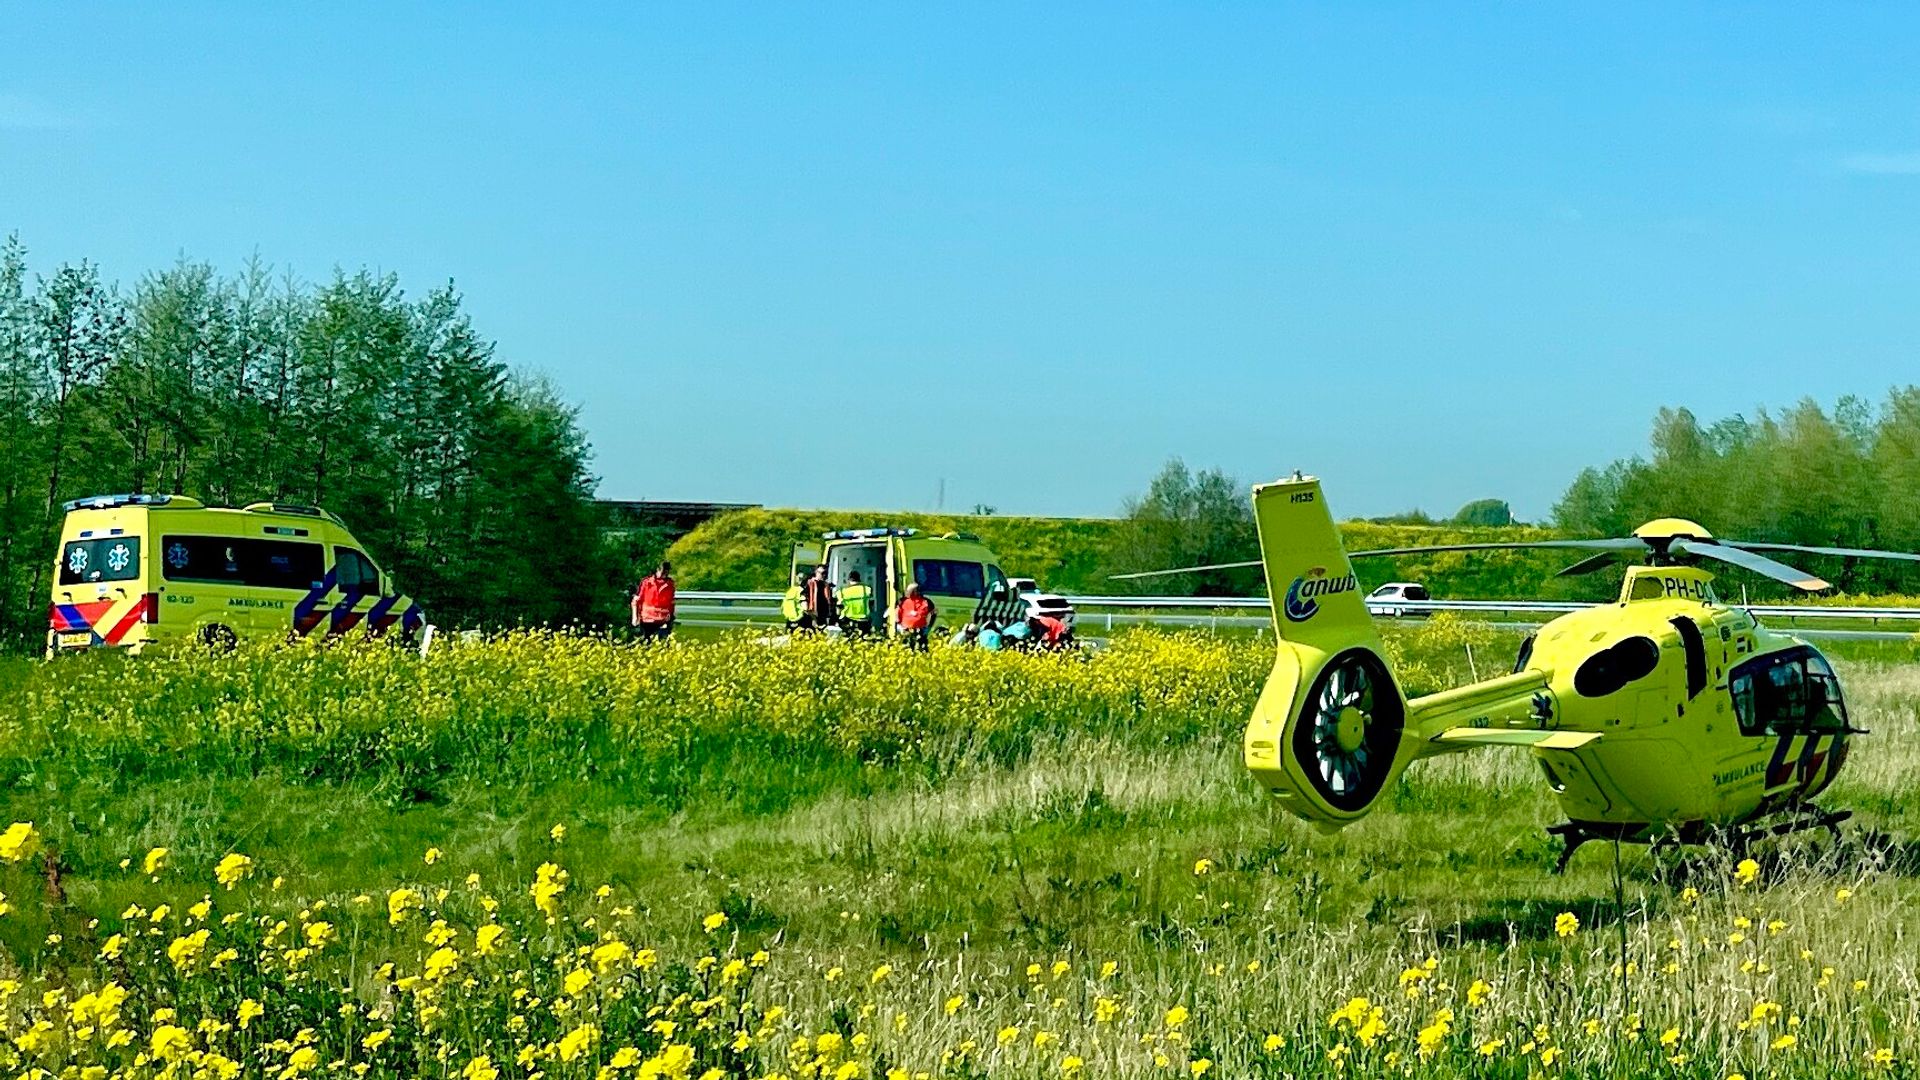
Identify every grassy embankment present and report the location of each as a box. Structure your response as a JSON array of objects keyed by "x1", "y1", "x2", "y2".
[{"x1": 0, "y1": 626, "x2": 1916, "y2": 1077}]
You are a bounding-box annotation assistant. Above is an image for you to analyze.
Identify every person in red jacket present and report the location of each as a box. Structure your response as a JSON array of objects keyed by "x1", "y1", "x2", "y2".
[
  {"x1": 632, "y1": 561, "x2": 676, "y2": 643},
  {"x1": 1028, "y1": 613, "x2": 1071, "y2": 650},
  {"x1": 893, "y1": 583, "x2": 937, "y2": 651}
]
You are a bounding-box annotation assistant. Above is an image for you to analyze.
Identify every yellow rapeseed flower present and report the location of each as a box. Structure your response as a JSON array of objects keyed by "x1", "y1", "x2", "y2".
[
  {"x1": 595, "y1": 940, "x2": 632, "y2": 974},
  {"x1": 388, "y1": 888, "x2": 420, "y2": 926},
  {"x1": 166, "y1": 929, "x2": 209, "y2": 971},
  {"x1": 214, "y1": 853, "x2": 253, "y2": 889},
  {"x1": 702, "y1": 912, "x2": 728, "y2": 933},
  {"x1": 1555, "y1": 911, "x2": 1579, "y2": 938},
  {"x1": 556, "y1": 1023, "x2": 597, "y2": 1063},
  {"x1": 424, "y1": 948, "x2": 460, "y2": 982},
  {"x1": 150, "y1": 1024, "x2": 191, "y2": 1061},
  {"x1": 1735, "y1": 858, "x2": 1760, "y2": 885},
  {"x1": 0, "y1": 822, "x2": 40, "y2": 864},
  {"x1": 143, "y1": 847, "x2": 168, "y2": 876},
  {"x1": 475, "y1": 923, "x2": 506, "y2": 955}
]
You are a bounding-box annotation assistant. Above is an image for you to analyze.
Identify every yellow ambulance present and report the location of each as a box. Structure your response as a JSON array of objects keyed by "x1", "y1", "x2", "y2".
[
  {"x1": 793, "y1": 527, "x2": 1066, "y2": 633},
  {"x1": 48, "y1": 493, "x2": 424, "y2": 656}
]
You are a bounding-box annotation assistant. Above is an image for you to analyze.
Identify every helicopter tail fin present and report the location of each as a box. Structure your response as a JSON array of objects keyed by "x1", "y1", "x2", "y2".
[{"x1": 1243, "y1": 474, "x2": 1422, "y2": 828}]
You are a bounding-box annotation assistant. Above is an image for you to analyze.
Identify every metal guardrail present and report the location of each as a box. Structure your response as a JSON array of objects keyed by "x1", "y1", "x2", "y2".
[
  {"x1": 682, "y1": 591, "x2": 1920, "y2": 618},
  {"x1": 676, "y1": 591, "x2": 1920, "y2": 641}
]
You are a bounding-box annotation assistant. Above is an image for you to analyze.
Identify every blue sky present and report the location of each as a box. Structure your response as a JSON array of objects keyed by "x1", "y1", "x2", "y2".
[{"x1": 6, "y1": 5, "x2": 1920, "y2": 521}]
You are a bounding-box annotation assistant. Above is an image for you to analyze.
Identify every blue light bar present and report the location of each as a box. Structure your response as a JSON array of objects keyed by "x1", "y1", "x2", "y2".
[
  {"x1": 819, "y1": 527, "x2": 919, "y2": 540},
  {"x1": 61, "y1": 493, "x2": 176, "y2": 512}
]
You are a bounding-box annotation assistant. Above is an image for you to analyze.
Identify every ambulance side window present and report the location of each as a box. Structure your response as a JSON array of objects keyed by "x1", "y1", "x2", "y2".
[
  {"x1": 333, "y1": 548, "x2": 381, "y2": 595},
  {"x1": 913, "y1": 559, "x2": 987, "y2": 599},
  {"x1": 161, "y1": 536, "x2": 322, "y2": 590}
]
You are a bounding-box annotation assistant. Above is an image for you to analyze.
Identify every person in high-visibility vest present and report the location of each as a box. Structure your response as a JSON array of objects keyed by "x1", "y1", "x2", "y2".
[
  {"x1": 632, "y1": 561, "x2": 676, "y2": 643},
  {"x1": 894, "y1": 583, "x2": 937, "y2": 651},
  {"x1": 780, "y1": 573, "x2": 808, "y2": 632},
  {"x1": 838, "y1": 571, "x2": 873, "y2": 638}
]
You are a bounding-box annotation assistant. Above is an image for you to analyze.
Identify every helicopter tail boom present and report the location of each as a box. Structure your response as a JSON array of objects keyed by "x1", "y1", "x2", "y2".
[{"x1": 1406, "y1": 669, "x2": 1558, "y2": 751}]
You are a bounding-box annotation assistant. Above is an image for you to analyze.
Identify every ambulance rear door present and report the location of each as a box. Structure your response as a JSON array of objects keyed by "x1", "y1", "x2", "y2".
[{"x1": 790, "y1": 543, "x2": 820, "y2": 588}]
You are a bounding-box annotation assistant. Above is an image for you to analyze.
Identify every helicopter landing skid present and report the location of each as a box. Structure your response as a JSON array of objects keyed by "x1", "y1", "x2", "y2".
[
  {"x1": 1546, "y1": 821, "x2": 1645, "y2": 874},
  {"x1": 1730, "y1": 807, "x2": 1853, "y2": 853},
  {"x1": 1547, "y1": 809, "x2": 1853, "y2": 873}
]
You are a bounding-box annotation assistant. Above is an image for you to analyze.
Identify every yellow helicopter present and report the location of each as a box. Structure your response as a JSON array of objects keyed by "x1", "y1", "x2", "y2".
[{"x1": 1129, "y1": 473, "x2": 1920, "y2": 869}]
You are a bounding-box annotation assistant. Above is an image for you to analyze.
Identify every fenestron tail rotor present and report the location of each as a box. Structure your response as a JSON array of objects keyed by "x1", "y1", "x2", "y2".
[{"x1": 1298, "y1": 650, "x2": 1404, "y2": 812}]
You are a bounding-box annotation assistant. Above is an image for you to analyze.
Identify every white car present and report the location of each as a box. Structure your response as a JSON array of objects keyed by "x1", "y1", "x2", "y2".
[
  {"x1": 1365, "y1": 582, "x2": 1431, "y2": 618},
  {"x1": 1009, "y1": 576, "x2": 1076, "y2": 629}
]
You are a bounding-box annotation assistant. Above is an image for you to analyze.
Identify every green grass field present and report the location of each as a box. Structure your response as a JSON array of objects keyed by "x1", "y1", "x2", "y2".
[{"x1": 0, "y1": 625, "x2": 1915, "y2": 1078}]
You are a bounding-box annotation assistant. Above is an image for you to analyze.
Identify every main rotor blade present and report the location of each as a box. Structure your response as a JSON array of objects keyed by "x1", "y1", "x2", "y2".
[
  {"x1": 1108, "y1": 559, "x2": 1264, "y2": 581},
  {"x1": 1349, "y1": 538, "x2": 1647, "y2": 558},
  {"x1": 1671, "y1": 539, "x2": 1830, "y2": 591},
  {"x1": 1556, "y1": 552, "x2": 1623, "y2": 577},
  {"x1": 1727, "y1": 541, "x2": 1920, "y2": 564},
  {"x1": 1111, "y1": 537, "x2": 1653, "y2": 578}
]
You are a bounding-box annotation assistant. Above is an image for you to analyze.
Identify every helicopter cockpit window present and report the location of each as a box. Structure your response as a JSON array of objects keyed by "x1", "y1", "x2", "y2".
[{"x1": 1728, "y1": 646, "x2": 1847, "y2": 737}]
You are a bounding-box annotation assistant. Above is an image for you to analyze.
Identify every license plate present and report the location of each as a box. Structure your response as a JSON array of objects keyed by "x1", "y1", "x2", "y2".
[{"x1": 58, "y1": 632, "x2": 92, "y2": 648}]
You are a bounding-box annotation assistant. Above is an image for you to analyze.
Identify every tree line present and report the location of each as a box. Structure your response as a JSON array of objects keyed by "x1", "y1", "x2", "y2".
[
  {"x1": 0, "y1": 236, "x2": 610, "y2": 646},
  {"x1": 1105, "y1": 459, "x2": 1524, "y2": 596},
  {"x1": 1109, "y1": 392, "x2": 1920, "y2": 601},
  {"x1": 1553, "y1": 394, "x2": 1920, "y2": 595}
]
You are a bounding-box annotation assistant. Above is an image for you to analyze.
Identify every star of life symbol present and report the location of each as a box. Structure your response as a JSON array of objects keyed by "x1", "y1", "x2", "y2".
[
  {"x1": 166, "y1": 541, "x2": 191, "y2": 570},
  {"x1": 106, "y1": 542, "x2": 132, "y2": 573},
  {"x1": 67, "y1": 547, "x2": 89, "y2": 574}
]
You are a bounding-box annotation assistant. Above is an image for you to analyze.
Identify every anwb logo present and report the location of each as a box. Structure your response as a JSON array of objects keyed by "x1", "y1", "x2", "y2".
[{"x1": 1283, "y1": 568, "x2": 1356, "y2": 622}]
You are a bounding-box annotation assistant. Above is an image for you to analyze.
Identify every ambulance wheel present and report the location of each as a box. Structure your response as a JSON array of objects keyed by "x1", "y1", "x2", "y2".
[{"x1": 199, "y1": 623, "x2": 239, "y2": 654}]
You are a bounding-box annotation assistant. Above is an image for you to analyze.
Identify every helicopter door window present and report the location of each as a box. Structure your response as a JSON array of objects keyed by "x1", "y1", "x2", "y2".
[
  {"x1": 1511, "y1": 633, "x2": 1536, "y2": 674},
  {"x1": 1728, "y1": 646, "x2": 1848, "y2": 736},
  {"x1": 1670, "y1": 618, "x2": 1707, "y2": 699}
]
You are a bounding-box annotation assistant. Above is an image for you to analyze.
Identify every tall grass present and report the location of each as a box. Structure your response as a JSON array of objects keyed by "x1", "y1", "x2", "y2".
[{"x1": 0, "y1": 626, "x2": 1913, "y2": 1077}]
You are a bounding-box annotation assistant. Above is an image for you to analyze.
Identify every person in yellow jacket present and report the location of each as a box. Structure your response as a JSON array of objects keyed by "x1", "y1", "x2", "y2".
[
  {"x1": 838, "y1": 570, "x2": 874, "y2": 638},
  {"x1": 780, "y1": 573, "x2": 808, "y2": 632}
]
